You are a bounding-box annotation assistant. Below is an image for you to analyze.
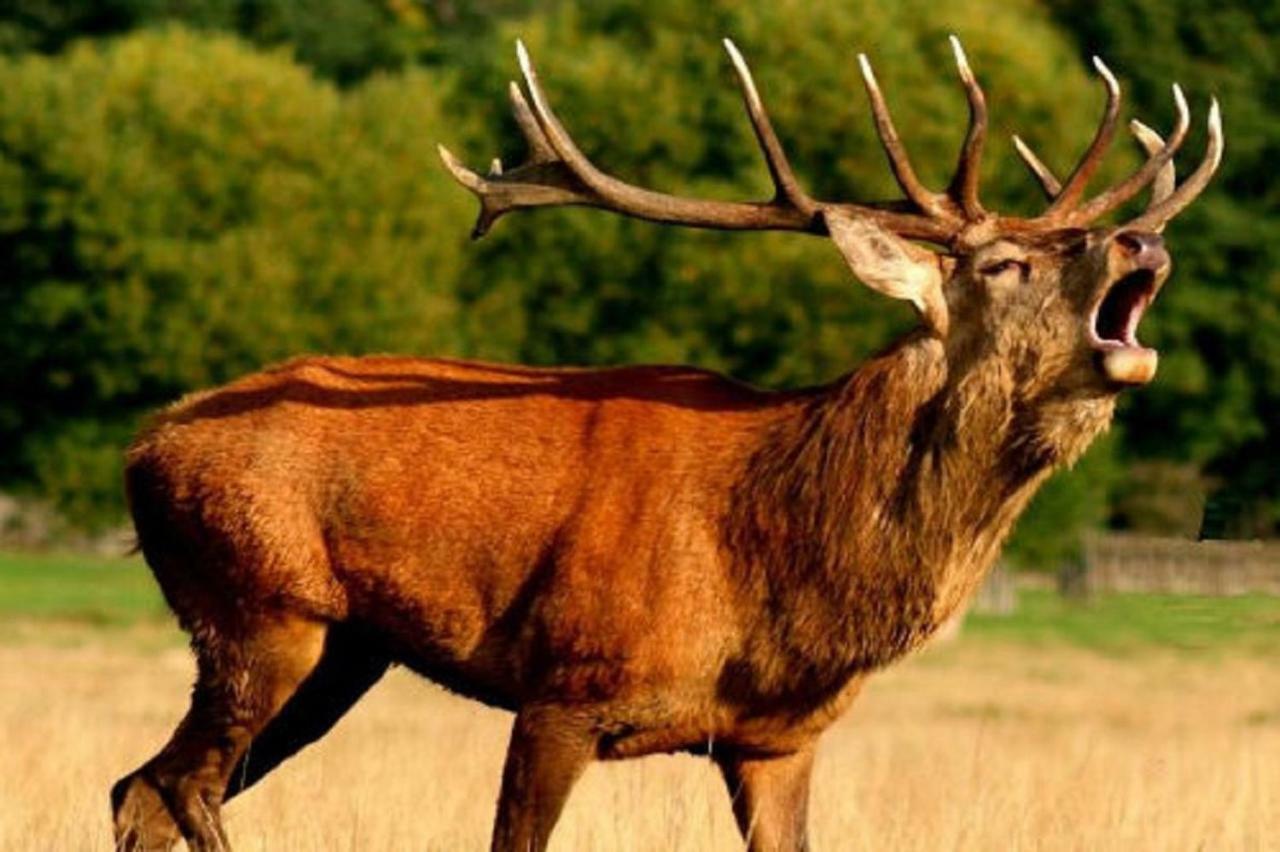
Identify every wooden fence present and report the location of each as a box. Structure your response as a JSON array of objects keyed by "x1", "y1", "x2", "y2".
[{"x1": 1083, "y1": 534, "x2": 1280, "y2": 595}]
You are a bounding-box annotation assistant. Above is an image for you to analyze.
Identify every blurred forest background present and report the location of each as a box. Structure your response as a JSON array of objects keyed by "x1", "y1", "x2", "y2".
[{"x1": 0, "y1": 0, "x2": 1275, "y2": 568}]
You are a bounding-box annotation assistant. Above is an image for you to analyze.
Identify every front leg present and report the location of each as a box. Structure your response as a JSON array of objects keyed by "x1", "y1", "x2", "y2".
[
  {"x1": 490, "y1": 704, "x2": 597, "y2": 852},
  {"x1": 716, "y1": 745, "x2": 816, "y2": 852}
]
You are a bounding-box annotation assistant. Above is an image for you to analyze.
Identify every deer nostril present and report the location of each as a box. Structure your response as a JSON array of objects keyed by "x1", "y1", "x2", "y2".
[
  {"x1": 1115, "y1": 231, "x2": 1163, "y2": 256},
  {"x1": 1113, "y1": 231, "x2": 1169, "y2": 270}
]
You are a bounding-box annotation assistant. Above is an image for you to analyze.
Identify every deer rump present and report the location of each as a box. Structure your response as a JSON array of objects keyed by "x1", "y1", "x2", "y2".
[{"x1": 111, "y1": 33, "x2": 1221, "y2": 852}]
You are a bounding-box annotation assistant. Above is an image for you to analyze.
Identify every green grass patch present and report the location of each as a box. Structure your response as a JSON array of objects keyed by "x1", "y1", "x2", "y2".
[
  {"x1": 0, "y1": 550, "x2": 169, "y2": 627},
  {"x1": 966, "y1": 588, "x2": 1280, "y2": 655},
  {"x1": 3, "y1": 552, "x2": 1279, "y2": 657}
]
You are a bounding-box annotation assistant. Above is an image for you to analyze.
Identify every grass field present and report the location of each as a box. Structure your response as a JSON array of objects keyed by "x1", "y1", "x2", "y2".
[{"x1": 1, "y1": 551, "x2": 1278, "y2": 850}]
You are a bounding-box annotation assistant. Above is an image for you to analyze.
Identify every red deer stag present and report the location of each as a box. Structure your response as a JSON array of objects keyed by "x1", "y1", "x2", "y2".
[{"x1": 112, "y1": 35, "x2": 1221, "y2": 852}]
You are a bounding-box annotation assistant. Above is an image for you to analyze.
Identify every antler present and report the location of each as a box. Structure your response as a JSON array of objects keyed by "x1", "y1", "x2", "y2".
[
  {"x1": 437, "y1": 41, "x2": 809, "y2": 238},
  {"x1": 1016, "y1": 118, "x2": 1179, "y2": 225},
  {"x1": 1013, "y1": 62, "x2": 1222, "y2": 232},
  {"x1": 442, "y1": 38, "x2": 1222, "y2": 247},
  {"x1": 440, "y1": 39, "x2": 987, "y2": 245}
]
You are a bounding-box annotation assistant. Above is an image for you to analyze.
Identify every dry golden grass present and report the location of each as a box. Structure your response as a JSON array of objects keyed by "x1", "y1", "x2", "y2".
[{"x1": 1, "y1": 631, "x2": 1277, "y2": 851}]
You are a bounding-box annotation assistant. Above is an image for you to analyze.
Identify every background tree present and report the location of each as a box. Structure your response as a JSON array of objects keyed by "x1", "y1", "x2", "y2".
[
  {"x1": 0, "y1": 0, "x2": 437, "y2": 84},
  {"x1": 0, "y1": 29, "x2": 473, "y2": 523},
  {"x1": 1048, "y1": 0, "x2": 1280, "y2": 536},
  {"x1": 0, "y1": 0, "x2": 1272, "y2": 561}
]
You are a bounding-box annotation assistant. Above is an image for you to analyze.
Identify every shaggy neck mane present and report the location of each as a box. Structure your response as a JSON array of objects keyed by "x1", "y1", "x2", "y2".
[{"x1": 721, "y1": 333, "x2": 1113, "y2": 703}]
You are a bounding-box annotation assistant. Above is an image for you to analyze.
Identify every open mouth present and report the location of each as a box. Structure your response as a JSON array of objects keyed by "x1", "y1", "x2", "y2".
[
  {"x1": 1090, "y1": 269, "x2": 1157, "y2": 349},
  {"x1": 1088, "y1": 269, "x2": 1160, "y2": 384}
]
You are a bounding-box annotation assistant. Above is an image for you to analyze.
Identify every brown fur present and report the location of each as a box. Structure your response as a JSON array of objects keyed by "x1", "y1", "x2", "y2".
[{"x1": 111, "y1": 227, "x2": 1169, "y2": 851}]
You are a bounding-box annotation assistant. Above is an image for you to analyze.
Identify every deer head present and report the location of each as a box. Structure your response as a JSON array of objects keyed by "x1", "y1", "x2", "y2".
[{"x1": 440, "y1": 37, "x2": 1222, "y2": 395}]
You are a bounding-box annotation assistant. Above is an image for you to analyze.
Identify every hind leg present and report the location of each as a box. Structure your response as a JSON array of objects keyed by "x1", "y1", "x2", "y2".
[{"x1": 112, "y1": 614, "x2": 327, "y2": 851}]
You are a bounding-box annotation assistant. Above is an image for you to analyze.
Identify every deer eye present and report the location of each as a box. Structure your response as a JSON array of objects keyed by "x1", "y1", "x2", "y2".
[{"x1": 980, "y1": 259, "x2": 1030, "y2": 280}]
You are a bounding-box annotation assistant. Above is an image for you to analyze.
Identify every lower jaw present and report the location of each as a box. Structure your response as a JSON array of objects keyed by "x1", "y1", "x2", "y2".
[{"x1": 1098, "y1": 346, "x2": 1158, "y2": 385}]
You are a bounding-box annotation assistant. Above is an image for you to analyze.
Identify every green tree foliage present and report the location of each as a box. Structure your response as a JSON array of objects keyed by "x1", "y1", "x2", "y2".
[
  {"x1": 1048, "y1": 0, "x2": 1280, "y2": 535},
  {"x1": 0, "y1": 0, "x2": 437, "y2": 84},
  {"x1": 3, "y1": 1, "x2": 1260, "y2": 563},
  {"x1": 0, "y1": 28, "x2": 473, "y2": 524}
]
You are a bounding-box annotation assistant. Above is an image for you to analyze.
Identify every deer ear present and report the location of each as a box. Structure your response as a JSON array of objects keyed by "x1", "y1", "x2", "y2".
[{"x1": 823, "y1": 209, "x2": 950, "y2": 337}]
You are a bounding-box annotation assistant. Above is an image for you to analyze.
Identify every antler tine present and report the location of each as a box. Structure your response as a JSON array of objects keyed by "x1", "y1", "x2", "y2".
[
  {"x1": 1065, "y1": 83, "x2": 1191, "y2": 226},
  {"x1": 1129, "y1": 119, "x2": 1176, "y2": 207},
  {"x1": 722, "y1": 39, "x2": 815, "y2": 213},
  {"x1": 1043, "y1": 56, "x2": 1121, "y2": 215},
  {"x1": 514, "y1": 40, "x2": 626, "y2": 203},
  {"x1": 857, "y1": 53, "x2": 953, "y2": 220},
  {"x1": 1012, "y1": 135, "x2": 1062, "y2": 199},
  {"x1": 508, "y1": 80, "x2": 557, "y2": 164},
  {"x1": 1126, "y1": 99, "x2": 1223, "y2": 233},
  {"x1": 947, "y1": 36, "x2": 987, "y2": 219},
  {"x1": 437, "y1": 143, "x2": 591, "y2": 238}
]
